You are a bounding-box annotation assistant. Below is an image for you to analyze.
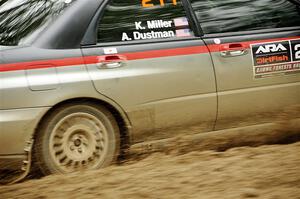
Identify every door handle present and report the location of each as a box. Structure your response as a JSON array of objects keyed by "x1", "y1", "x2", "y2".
[
  {"x1": 220, "y1": 43, "x2": 248, "y2": 57},
  {"x1": 96, "y1": 55, "x2": 126, "y2": 69}
]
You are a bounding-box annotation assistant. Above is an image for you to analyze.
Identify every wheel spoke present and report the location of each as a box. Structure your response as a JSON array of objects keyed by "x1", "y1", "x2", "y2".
[
  {"x1": 59, "y1": 155, "x2": 67, "y2": 163},
  {"x1": 49, "y1": 112, "x2": 110, "y2": 173}
]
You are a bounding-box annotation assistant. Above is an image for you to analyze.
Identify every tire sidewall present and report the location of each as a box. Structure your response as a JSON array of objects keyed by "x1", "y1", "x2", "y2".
[{"x1": 35, "y1": 103, "x2": 120, "y2": 175}]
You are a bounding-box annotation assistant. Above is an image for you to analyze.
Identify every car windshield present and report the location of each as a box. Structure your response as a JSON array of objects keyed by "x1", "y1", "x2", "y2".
[{"x1": 0, "y1": 0, "x2": 76, "y2": 46}]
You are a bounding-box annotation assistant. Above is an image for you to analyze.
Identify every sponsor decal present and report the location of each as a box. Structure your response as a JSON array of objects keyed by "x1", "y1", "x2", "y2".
[{"x1": 251, "y1": 39, "x2": 300, "y2": 78}]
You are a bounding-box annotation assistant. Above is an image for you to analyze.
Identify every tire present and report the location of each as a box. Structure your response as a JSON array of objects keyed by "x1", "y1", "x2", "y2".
[{"x1": 33, "y1": 102, "x2": 120, "y2": 175}]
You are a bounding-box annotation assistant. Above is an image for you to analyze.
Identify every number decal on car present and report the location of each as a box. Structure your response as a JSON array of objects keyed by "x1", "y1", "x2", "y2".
[
  {"x1": 294, "y1": 44, "x2": 300, "y2": 60},
  {"x1": 142, "y1": 0, "x2": 177, "y2": 8}
]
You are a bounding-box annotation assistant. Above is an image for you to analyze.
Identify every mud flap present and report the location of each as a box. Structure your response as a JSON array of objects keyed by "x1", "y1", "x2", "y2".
[{"x1": 0, "y1": 139, "x2": 33, "y2": 185}]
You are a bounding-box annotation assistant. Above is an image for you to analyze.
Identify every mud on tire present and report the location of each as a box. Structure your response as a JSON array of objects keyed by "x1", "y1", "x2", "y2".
[{"x1": 33, "y1": 102, "x2": 120, "y2": 175}]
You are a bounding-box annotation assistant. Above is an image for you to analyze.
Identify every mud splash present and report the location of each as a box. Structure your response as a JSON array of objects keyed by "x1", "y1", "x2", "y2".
[{"x1": 0, "y1": 106, "x2": 299, "y2": 198}]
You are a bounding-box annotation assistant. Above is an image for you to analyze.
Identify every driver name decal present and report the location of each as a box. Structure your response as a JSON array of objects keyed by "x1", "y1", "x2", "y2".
[{"x1": 121, "y1": 17, "x2": 192, "y2": 41}]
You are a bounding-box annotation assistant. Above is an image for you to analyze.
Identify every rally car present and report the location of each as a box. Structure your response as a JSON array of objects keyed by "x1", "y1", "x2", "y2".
[{"x1": 0, "y1": 0, "x2": 300, "y2": 178}]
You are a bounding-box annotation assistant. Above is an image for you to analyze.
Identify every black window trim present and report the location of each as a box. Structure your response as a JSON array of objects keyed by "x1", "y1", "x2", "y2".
[
  {"x1": 81, "y1": 0, "x2": 202, "y2": 48},
  {"x1": 201, "y1": 26, "x2": 300, "y2": 39}
]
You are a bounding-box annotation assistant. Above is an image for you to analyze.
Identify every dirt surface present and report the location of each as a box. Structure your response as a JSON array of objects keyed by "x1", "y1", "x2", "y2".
[
  {"x1": 0, "y1": 142, "x2": 300, "y2": 199},
  {"x1": 1, "y1": 118, "x2": 300, "y2": 199}
]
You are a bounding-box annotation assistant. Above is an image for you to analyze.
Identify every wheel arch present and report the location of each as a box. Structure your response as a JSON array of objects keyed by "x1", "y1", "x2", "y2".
[{"x1": 33, "y1": 97, "x2": 132, "y2": 156}]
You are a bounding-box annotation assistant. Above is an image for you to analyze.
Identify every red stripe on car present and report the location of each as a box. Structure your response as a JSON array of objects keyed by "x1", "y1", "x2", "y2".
[{"x1": 1, "y1": 36, "x2": 300, "y2": 72}]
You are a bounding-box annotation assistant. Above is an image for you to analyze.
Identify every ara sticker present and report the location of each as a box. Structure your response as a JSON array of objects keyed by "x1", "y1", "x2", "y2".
[{"x1": 251, "y1": 39, "x2": 300, "y2": 78}]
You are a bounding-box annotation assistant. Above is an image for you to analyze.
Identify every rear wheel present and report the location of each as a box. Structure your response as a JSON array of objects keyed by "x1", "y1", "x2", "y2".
[{"x1": 34, "y1": 103, "x2": 120, "y2": 175}]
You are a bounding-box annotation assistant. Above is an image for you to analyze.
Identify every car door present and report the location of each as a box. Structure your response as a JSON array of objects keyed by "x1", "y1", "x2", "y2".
[
  {"x1": 81, "y1": 0, "x2": 217, "y2": 143},
  {"x1": 190, "y1": 0, "x2": 300, "y2": 129}
]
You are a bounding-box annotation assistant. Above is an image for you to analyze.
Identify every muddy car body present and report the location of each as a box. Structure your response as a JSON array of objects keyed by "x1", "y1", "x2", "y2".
[{"x1": 0, "y1": 0, "x2": 300, "y2": 175}]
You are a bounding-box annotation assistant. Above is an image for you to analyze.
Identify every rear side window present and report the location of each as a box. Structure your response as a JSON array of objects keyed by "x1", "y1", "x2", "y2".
[
  {"x1": 97, "y1": 0, "x2": 194, "y2": 43},
  {"x1": 190, "y1": 0, "x2": 300, "y2": 34},
  {"x1": 0, "y1": 0, "x2": 76, "y2": 46}
]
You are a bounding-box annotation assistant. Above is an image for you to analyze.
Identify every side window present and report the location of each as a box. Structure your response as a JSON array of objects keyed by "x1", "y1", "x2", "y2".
[
  {"x1": 190, "y1": 0, "x2": 300, "y2": 34},
  {"x1": 97, "y1": 0, "x2": 194, "y2": 43}
]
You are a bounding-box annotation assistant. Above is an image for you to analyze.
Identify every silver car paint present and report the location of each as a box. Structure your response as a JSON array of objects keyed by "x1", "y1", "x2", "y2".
[
  {"x1": 204, "y1": 32, "x2": 300, "y2": 129},
  {"x1": 1, "y1": 0, "x2": 300, "y2": 171},
  {"x1": 0, "y1": 107, "x2": 50, "y2": 155},
  {"x1": 82, "y1": 39, "x2": 218, "y2": 143},
  {"x1": 0, "y1": 47, "x2": 131, "y2": 158}
]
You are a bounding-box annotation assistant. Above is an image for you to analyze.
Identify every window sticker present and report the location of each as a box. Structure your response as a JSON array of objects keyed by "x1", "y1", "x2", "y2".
[
  {"x1": 175, "y1": 29, "x2": 192, "y2": 37},
  {"x1": 214, "y1": 38, "x2": 221, "y2": 44},
  {"x1": 251, "y1": 39, "x2": 300, "y2": 78},
  {"x1": 173, "y1": 17, "x2": 189, "y2": 27},
  {"x1": 104, "y1": 47, "x2": 118, "y2": 54},
  {"x1": 121, "y1": 17, "x2": 192, "y2": 41}
]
